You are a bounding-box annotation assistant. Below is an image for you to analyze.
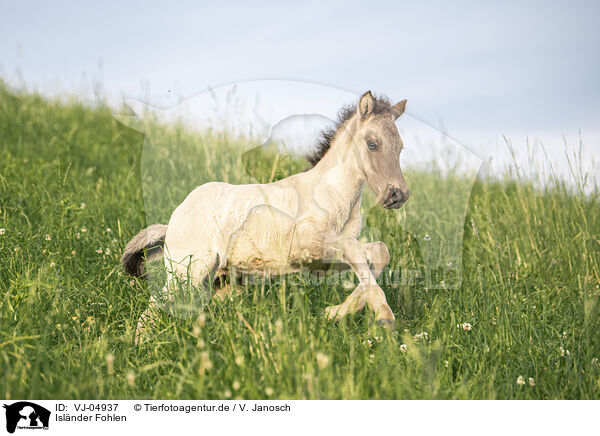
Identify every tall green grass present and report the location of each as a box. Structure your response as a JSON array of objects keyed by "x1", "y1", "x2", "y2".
[{"x1": 0, "y1": 84, "x2": 598, "y2": 399}]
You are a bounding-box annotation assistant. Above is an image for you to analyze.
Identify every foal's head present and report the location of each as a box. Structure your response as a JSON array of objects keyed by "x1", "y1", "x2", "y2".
[{"x1": 352, "y1": 91, "x2": 409, "y2": 209}]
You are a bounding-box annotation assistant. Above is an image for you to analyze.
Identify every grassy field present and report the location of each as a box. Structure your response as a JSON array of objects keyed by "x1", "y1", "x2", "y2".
[{"x1": 1, "y1": 83, "x2": 599, "y2": 399}]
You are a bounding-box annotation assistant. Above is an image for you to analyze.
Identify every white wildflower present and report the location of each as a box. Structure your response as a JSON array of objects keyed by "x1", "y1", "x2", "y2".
[
  {"x1": 413, "y1": 332, "x2": 429, "y2": 341},
  {"x1": 49, "y1": 262, "x2": 56, "y2": 268},
  {"x1": 316, "y1": 352, "x2": 330, "y2": 369},
  {"x1": 45, "y1": 234, "x2": 51, "y2": 241},
  {"x1": 400, "y1": 344, "x2": 408, "y2": 353},
  {"x1": 199, "y1": 351, "x2": 212, "y2": 372},
  {"x1": 516, "y1": 375, "x2": 525, "y2": 386},
  {"x1": 80, "y1": 202, "x2": 86, "y2": 209},
  {"x1": 424, "y1": 234, "x2": 431, "y2": 241},
  {"x1": 528, "y1": 377, "x2": 535, "y2": 387},
  {"x1": 265, "y1": 387, "x2": 274, "y2": 396},
  {"x1": 462, "y1": 322, "x2": 472, "y2": 331},
  {"x1": 0, "y1": 228, "x2": 5, "y2": 236}
]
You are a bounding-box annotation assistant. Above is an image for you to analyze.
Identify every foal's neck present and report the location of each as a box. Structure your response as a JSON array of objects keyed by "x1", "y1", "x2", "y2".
[{"x1": 308, "y1": 118, "x2": 366, "y2": 215}]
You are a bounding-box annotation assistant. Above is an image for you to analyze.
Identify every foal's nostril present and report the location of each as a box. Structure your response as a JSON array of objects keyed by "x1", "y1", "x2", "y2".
[
  {"x1": 383, "y1": 186, "x2": 409, "y2": 208},
  {"x1": 383, "y1": 186, "x2": 406, "y2": 208},
  {"x1": 389, "y1": 187, "x2": 401, "y2": 201}
]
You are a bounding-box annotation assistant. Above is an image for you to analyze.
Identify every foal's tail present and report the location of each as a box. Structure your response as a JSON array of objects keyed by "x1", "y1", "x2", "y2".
[{"x1": 121, "y1": 224, "x2": 168, "y2": 277}]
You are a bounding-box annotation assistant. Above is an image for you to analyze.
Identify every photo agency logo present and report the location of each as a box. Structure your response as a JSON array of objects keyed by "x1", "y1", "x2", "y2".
[
  {"x1": 2, "y1": 402, "x2": 50, "y2": 433},
  {"x1": 116, "y1": 80, "x2": 483, "y2": 320}
]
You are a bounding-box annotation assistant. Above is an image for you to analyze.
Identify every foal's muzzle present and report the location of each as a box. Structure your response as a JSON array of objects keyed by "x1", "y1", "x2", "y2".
[{"x1": 382, "y1": 185, "x2": 410, "y2": 209}]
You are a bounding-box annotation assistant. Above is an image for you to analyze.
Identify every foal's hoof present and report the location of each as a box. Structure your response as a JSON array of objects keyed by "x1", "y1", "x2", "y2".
[
  {"x1": 134, "y1": 322, "x2": 150, "y2": 345},
  {"x1": 134, "y1": 328, "x2": 146, "y2": 345},
  {"x1": 323, "y1": 305, "x2": 345, "y2": 321},
  {"x1": 376, "y1": 318, "x2": 396, "y2": 330}
]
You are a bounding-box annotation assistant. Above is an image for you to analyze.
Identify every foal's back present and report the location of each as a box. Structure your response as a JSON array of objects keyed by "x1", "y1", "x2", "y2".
[{"x1": 163, "y1": 177, "x2": 303, "y2": 273}]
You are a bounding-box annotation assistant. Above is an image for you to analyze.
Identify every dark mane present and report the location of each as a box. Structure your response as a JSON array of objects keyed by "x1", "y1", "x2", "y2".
[{"x1": 306, "y1": 94, "x2": 393, "y2": 166}]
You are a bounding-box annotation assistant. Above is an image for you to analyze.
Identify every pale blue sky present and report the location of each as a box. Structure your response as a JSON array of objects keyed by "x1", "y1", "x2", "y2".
[{"x1": 1, "y1": 0, "x2": 599, "y2": 138}]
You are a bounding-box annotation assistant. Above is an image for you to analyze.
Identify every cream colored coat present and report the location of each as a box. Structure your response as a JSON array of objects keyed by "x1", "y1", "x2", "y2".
[{"x1": 125, "y1": 91, "x2": 409, "y2": 340}]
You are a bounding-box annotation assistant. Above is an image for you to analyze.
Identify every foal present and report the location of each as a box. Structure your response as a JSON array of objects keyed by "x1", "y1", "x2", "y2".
[{"x1": 122, "y1": 91, "x2": 409, "y2": 338}]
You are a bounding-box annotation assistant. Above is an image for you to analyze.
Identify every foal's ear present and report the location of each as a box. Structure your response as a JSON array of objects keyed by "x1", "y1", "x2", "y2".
[
  {"x1": 391, "y1": 99, "x2": 407, "y2": 120},
  {"x1": 358, "y1": 91, "x2": 375, "y2": 119}
]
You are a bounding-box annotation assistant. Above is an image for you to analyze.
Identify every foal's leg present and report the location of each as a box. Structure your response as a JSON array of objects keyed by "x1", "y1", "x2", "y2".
[
  {"x1": 323, "y1": 241, "x2": 390, "y2": 320},
  {"x1": 135, "y1": 285, "x2": 173, "y2": 344},
  {"x1": 135, "y1": 253, "x2": 218, "y2": 344},
  {"x1": 323, "y1": 238, "x2": 395, "y2": 329},
  {"x1": 212, "y1": 271, "x2": 243, "y2": 302}
]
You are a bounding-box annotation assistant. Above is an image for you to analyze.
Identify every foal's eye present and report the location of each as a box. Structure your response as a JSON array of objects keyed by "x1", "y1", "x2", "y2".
[{"x1": 367, "y1": 140, "x2": 377, "y2": 151}]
